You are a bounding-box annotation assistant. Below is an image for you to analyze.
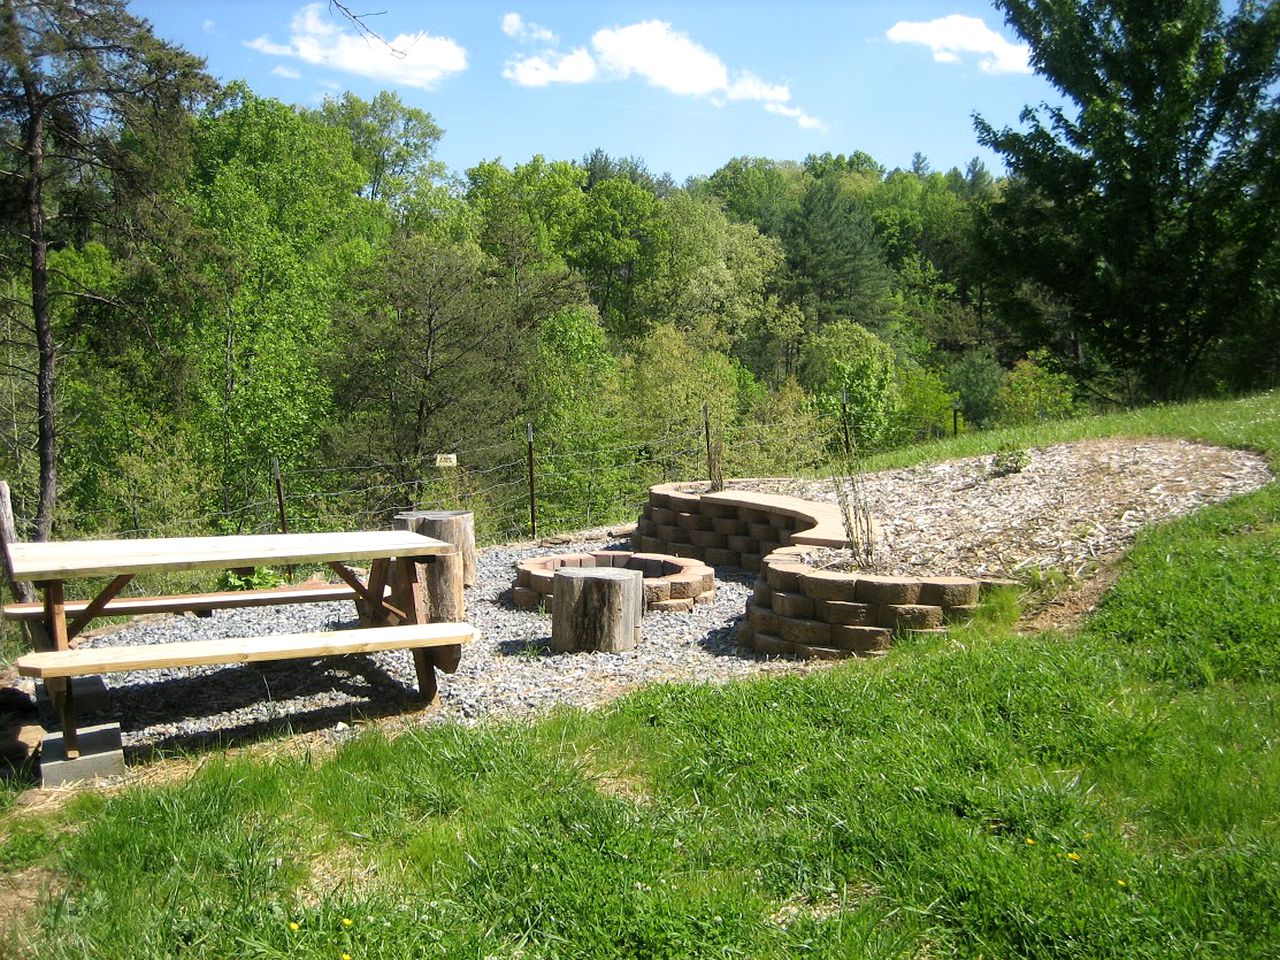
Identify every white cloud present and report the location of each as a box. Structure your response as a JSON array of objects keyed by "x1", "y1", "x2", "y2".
[
  {"x1": 764, "y1": 102, "x2": 825, "y2": 131},
  {"x1": 502, "y1": 12, "x2": 557, "y2": 44},
  {"x1": 886, "y1": 14, "x2": 1031, "y2": 75},
  {"x1": 503, "y1": 48, "x2": 597, "y2": 86},
  {"x1": 202, "y1": 19, "x2": 216, "y2": 35},
  {"x1": 245, "y1": 3, "x2": 467, "y2": 90},
  {"x1": 272, "y1": 65, "x2": 301, "y2": 79},
  {"x1": 501, "y1": 18, "x2": 821, "y2": 130},
  {"x1": 591, "y1": 20, "x2": 729, "y2": 97},
  {"x1": 725, "y1": 70, "x2": 789, "y2": 103}
]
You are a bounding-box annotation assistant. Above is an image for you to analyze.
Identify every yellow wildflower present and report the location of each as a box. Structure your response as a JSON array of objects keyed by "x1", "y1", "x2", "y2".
[
  {"x1": 1066, "y1": 852, "x2": 1082, "y2": 862},
  {"x1": 1117, "y1": 879, "x2": 1127, "y2": 887},
  {"x1": 342, "y1": 918, "x2": 354, "y2": 928},
  {"x1": 342, "y1": 954, "x2": 352, "y2": 960},
  {"x1": 1025, "y1": 838, "x2": 1036, "y2": 845},
  {"x1": 288, "y1": 922, "x2": 299, "y2": 932}
]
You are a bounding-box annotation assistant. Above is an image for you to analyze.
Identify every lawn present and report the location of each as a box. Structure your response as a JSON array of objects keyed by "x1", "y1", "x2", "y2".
[{"x1": 2, "y1": 391, "x2": 1278, "y2": 958}]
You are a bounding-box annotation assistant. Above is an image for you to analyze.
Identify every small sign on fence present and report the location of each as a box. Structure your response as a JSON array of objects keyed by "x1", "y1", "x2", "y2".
[{"x1": 435, "y1": 453, "x2": 458, "y2": 467}]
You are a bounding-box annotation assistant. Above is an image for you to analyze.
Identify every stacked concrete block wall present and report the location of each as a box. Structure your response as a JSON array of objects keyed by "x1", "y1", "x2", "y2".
[
  {"x1": 632, "y1": 480, "x2": 981, "y2": 662},
  {"x1": 740, "y1": 558, "x2": 980, "y2": 660},
  {"x1": 632, "y1": 481, "x2": 852, "y2": 573},
  {"x1": 512, "y1": 550, "x2": 715, "y2": 614}
]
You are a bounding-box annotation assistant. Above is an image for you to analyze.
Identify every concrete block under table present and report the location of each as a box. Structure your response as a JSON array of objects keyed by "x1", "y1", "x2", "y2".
[
  {"x1": 36, "y1": 676, "x2": 109, "y2": 725},
  {"x1": 40, "y1": 721, "x2": 126, "y2": 787}
]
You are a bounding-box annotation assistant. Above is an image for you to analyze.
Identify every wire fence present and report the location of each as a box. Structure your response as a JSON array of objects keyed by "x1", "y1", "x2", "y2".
[{"x1": 12, "y1": 413, "x2": 838, "y2": 552}]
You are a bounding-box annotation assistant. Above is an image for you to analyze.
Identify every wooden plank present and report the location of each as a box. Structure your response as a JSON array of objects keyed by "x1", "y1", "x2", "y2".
[
  {"x1": 3, "y1": 583, "x2": 369, "y2": 622},
  {"x1": 15, "y1": 622, "x2": 477, "y2": 678},
  {"x1": 8, "y1": 531, "x2": 452, "y2": 581},
  {"x1": 326, "y1": 562, "x2": 371, "y2": 601},
  {"x1": 366, "y1": 559, "x2": 392, "y2": 621},
  {"x1": 66, "y1": 574, "x2": 133, "y2": 641}
]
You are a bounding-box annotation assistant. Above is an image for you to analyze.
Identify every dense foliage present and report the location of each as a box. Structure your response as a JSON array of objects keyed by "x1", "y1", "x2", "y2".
[{"x1": 0, "y1": 0, "x2": 1275, "y2": 544}]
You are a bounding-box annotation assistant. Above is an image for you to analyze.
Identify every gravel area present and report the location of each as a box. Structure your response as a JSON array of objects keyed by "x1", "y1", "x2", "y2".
[
  {"x1": 20, "y1": 437, "x2": 1271, "y2": 757},
  {"x1": 66, "y1": 535, "x2": 808, "y2": 755}
]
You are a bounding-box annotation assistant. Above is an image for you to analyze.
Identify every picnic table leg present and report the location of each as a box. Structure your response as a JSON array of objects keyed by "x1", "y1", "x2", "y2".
[
  {"x1": 421, "y1": 552, "x2": 465, "y2": 675},
  {"x1": 41, "y1": 580, "x2": 78, "y2": 759},
  {"x1": 389, "y1": 557, "x2": 438, "y2": 702}
]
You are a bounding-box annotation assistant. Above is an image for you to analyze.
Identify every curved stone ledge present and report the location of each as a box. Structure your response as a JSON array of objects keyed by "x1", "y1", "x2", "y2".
[
  {"x1": 632, "y1": 479, "x2": 985, "y2": 662},
  {"x1": 512, "y1": 551, "x2": 715, "y2": 614},
  {"x1": 632, "y1": 480, "x2": 874, "y2": 573}
]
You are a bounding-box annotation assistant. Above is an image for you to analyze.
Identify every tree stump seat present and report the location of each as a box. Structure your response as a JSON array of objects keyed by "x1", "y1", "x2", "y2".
[{"x1": 550, "y1": 567, "x2": 643, "y2": 654}]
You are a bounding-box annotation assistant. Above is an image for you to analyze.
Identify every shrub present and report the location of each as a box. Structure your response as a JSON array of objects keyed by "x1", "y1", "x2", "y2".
[{"x1": 992, "y1": 349, "x2": 1076, "y2": 426}]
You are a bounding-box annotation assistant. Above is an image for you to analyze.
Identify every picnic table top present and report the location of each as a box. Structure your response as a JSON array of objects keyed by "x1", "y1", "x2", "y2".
[{"x1": 8, "y1": 530, "x2": 452, "y2": 581}]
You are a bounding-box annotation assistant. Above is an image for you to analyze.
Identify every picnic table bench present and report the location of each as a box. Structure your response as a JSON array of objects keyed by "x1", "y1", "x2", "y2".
[{"x1": 2, "y1": 521, "x2": 474, "y2": 760}]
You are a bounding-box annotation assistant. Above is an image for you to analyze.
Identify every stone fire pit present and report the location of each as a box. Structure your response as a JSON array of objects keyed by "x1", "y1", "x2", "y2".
[{"x1": 512, "y1": 551, "x2": 715, "y2": 613}]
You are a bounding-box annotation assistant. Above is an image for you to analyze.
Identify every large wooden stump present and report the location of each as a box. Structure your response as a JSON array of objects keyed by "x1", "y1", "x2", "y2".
[
  {"x1": 395, "y1": 510, "x2": 476, "y2": 586},
  {"x1": 392, "y1": 516, "x2": 466, "y2": 687},
  {"x1": 551, "y1": 568, "x2": 642, "y2": 654}
]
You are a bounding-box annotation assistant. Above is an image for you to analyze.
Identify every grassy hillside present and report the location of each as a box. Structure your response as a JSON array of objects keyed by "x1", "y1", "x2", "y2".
[{"x1": 2, "y1": 391, "x2": 1277, "y2": 959}]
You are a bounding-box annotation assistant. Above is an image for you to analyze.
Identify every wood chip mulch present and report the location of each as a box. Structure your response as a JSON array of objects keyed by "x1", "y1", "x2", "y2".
[{"x1": 726, "y1": 438, "x2": 1272, "y2": 581}]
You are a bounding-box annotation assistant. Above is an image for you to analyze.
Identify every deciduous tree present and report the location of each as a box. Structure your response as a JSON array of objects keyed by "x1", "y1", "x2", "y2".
[{"x1": 0, "y1": 0, "x2": 210, "y2": 536}]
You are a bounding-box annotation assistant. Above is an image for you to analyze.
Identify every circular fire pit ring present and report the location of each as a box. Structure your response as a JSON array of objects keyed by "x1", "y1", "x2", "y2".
[{"x1": 512, "y1": 551, "x2": 715, "y2": 613}]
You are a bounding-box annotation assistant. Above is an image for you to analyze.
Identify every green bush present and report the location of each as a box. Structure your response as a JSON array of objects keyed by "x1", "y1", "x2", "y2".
[
  {"x1": 992, "y1": 349, "x2": 1077, "y2": 426},
  {"x1": 800, "y1": 321, "x2": 899, "y2": 451},
  {"x1": 946, "y1": 345, "x2": 1005, "y2": 427}
]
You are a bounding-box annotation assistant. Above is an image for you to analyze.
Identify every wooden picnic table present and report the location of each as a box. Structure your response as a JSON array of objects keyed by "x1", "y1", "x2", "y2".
[{"x1": 9, "y1": 530, "x2": 458, "y2": 758}]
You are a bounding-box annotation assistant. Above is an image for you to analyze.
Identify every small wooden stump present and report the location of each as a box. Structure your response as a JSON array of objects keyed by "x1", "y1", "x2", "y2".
[
  {"x1": 551, "y1": 568, "x2": 642, "y2": 654},
  {"x1": 395, "y1": 509, "x2": 477, "y2": 586}
]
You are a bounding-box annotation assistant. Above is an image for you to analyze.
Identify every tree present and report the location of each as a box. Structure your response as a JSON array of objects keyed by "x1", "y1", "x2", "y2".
[
  {"x1": 975, "y1": 0, "x2": 1280, "y2": 399},
  {"x1": 703, "y1": 156, "x2": 803, "y2": 235},
  {"x1": 185, "y1": 87, "x2": 376, "y2": 514},
  {"x1": 799, "y1": 321, "x2": 900, "y2": 451},
  {"x1": 784, "y1": 176, "x2": 894, "y2": 332},
  {"x1": 568, "y1": 176, "x2": 666, "y2": 339},
  {"x1": 579, "y1": 148, "x2": 673, "y2": 197},
  {"x1": 466, "y1": 155, "x2": 585, "y2": 302},
  {"x1": 0, "y1": 0, "x2": 211, "y2": 537},
  {"x1": 314, "y1": 90, "x2": 447, "y2": 217}
]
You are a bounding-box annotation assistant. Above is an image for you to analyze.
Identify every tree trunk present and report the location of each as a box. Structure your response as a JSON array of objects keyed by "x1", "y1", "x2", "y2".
[
  {"x1": 551, "y1": 567, "x2": 642, "y2": 654},
  {"x1": 16, "y1": 63, "x2": 54, "y2": 540},
  {"x1": 395, "y1": 509, "x2": 476, "y2": 586},
  {"x1": 395, "y1": 513, "x2": 466, "y2": 672}
]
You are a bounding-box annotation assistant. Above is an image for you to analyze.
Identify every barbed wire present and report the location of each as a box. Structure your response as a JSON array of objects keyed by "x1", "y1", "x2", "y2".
[{"x1": 13, "y1": 414, "x2": 831, "y2": 544}]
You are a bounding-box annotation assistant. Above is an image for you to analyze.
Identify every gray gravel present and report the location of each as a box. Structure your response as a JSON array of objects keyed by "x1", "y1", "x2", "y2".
[{"x1": 62, "y1": 534, "x2": 808, "y2": 754}]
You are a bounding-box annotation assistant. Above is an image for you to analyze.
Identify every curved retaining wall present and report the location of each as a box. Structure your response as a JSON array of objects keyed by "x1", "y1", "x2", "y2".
[
  {"x1": 634, "y1": 481, "x2": 983, "y2": 661},
  {"x1": 632, "y1": 481, "x2": 855, "y2": 572},
  {"x1": 741, "y1": 562, "x2": 979, "y2": 659}
]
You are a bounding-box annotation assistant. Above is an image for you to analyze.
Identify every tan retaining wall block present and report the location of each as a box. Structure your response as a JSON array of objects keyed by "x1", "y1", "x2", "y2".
[
  {"x1": 799, "y1": 570, "x2": 860, "y2": 603},
  {"x1": 918, "y1": 577, "x2": 980, "y2": 607},
  {"x1": 855, "y1": 576, "x2": 922, "y2": 605},
  {"x1": 772, "y1": 591, "x2": 815, "y2": 619},
  {"x1": 816, "y1": 600, "x2": 874, "y2": 625}
]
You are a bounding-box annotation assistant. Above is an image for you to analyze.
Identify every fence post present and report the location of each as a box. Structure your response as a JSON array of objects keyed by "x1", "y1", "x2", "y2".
[
  {"x1": 703, "y1": 400, "x2": 723, "y2": 492},
  {"x1": 526, "y1": 422, "x2": 538, "y2": 539},
  {"x1": 272, "y1": 457, "x2": 294, "y2": 582},
  {"x1": 840, "y1": 387, "x2": 853, "y2": 457}
]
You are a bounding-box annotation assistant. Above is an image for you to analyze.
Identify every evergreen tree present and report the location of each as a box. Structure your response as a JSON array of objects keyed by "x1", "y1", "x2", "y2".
[{"x1": 976, "y1": 0, "x2": 1280, "y2": 398}]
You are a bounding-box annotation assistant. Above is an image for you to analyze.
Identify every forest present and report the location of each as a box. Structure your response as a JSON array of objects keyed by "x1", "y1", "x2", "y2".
[{"x1": 2, "y1": 0, "x2": 1277, "y2": 546}]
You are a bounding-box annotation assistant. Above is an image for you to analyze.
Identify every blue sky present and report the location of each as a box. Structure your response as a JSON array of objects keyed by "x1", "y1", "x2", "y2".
[{"x1": 130, "y1": 1, "x2": 1062, "y2": 182}]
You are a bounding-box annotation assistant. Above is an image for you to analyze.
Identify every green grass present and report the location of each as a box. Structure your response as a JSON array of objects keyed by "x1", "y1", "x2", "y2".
[{"x1": 3, "y1": 391, "x2": 1279, "y2": 958}]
